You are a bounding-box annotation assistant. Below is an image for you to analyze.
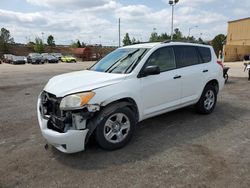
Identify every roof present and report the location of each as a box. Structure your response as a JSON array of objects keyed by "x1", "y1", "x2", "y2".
[
  {"x1": 228, "y1": 17, "x2": 250, "y2": 23},
  {"x1": 121, "y1": 41, "x2": 211, "y2": 49}
]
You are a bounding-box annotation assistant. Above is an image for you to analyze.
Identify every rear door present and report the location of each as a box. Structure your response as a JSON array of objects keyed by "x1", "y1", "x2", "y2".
[{"x1": 173, "y1": 45, "x2": 205, "y2": 104}]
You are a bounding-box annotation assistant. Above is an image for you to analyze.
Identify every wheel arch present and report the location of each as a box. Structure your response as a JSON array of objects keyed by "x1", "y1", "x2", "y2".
[
  {"x1": 205, "y1": 79, "x2": 219, "y2": 94},
  {"x1": 101, "y1": 97, "x2": 140, "y2": 123},
  {"x1": 85, "y1": 97, "x2": 140, "y2": 145}
]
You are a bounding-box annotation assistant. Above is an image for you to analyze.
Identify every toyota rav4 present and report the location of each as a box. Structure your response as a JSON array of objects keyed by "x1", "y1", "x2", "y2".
[{"x1": 37, "y1": 42, "x2": 224, "y2": 153}]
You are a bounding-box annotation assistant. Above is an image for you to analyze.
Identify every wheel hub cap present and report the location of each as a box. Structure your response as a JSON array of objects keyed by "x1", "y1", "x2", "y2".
[
  {"x1": 204, "y1": 90, "x2": 215, "y2": 110},
  {"x1": 104, "y1": 113, "x2": 131, "y2": 144}
]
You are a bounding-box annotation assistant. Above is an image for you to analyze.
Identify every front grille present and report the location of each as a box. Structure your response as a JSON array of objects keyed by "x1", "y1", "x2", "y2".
[
  {"x1": 41, "y1": 91, "x2": 62, "y2": 117},
  {"x1": 41, "y1": 91, "x2": 67, "y2": 132}
]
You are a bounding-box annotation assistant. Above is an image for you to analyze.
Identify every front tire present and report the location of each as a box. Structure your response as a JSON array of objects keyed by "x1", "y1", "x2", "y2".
[
  {"x1": 195, "y1": 84, "x2": 217, "y2": 114},
  {"x1": 95, "y1": 105, "x2": 136, "y2": 150}
]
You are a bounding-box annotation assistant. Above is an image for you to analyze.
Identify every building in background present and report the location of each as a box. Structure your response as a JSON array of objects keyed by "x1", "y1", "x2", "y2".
[{"x1": 224, "y1": 17, "x2": 250, "y2": 62}]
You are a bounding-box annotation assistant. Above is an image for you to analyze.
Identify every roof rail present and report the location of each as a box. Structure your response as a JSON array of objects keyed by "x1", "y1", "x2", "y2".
[
  {"x1": 161, "y1": 39, "x2": 209, "y2": 45},
  {"x1": 131, "y1": 41, "x2": 157, "y2": 45}
]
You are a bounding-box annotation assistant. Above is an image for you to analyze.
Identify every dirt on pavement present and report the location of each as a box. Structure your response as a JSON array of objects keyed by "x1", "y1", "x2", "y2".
[{"x1": 0, "y1": 62, "x2": 249, "y2": 188}]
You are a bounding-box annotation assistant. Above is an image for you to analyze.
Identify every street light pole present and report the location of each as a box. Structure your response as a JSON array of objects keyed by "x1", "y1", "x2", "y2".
[
  {"x1": 169, "y1": 0, "x2": 179, "y2": 41},
  {"x1": 118, "y1": 18, "x2": 121, "y2": 47},
  {"x1": 171, "y1": 4, "x2": 174, "y2": 40}
]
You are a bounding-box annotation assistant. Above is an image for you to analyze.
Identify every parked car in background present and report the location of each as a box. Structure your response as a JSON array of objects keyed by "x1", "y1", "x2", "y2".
[
  {"x1": 11, "y1": 56, "x2": 26, "y2": 65},
  {"x1": 27, "y1": 53, "x2": 45, "y2": 64},
  {"x1": 51, "y1": 53, "x2": 62, "y2": 60},
  {"x1": 3, "y1": 54, "x2": 13, "y2": 63},
  {"x1": 37, "y1": 42, "x2": 224, "y2": 153},
  {"x1": 41, "y1": 53, "x2": 49, "y2": 58},
  {"x1": 42, "y1": 54, "x2": 59, "y2": 63},
  {"x1": 61, "y1": 55, "x2": 77, "y2": 63}
]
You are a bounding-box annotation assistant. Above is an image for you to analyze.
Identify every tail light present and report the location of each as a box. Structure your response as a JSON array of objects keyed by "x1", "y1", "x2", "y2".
[{"x1": 217, "y1": 60, "x2": 224, "y2": 69}]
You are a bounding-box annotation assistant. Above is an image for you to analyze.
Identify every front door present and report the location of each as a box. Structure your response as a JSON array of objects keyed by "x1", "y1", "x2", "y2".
[{"x1": 140, "y1": 47, "x2": 181, "y2": 117}]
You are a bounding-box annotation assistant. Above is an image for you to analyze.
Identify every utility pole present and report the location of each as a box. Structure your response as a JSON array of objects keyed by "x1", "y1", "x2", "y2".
[{"x1": 118, "y1": 18, "x2": 121, "y2": 47}]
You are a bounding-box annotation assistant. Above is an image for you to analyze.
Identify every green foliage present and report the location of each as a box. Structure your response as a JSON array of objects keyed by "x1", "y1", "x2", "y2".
[
  {"x1": 149, "y1": 32, "x2": 171, "y2": 42},
  {"x1": 149, "y1": 32, "x2": 159, "y2": 42},
  {"x1": 34, "y1": 37, "x2": 45, "y2": 53},
  {"x1": 0, "y1": 27, "x2": 14, "y2": 54},
  {"x1": 47, "y1": 35, "x2": 55, "y2": 47},
  {"x1": 71, "y1": 40, "x2": 82, "y2": 48},
  {"x1": 26, "y1": 41, "x2": 35, "y2": 50},
  {"x1": 77, "y1": 40, "x2": 81, "y2": 48},
  {"x1": 81, "y1": 42, "x2": 86, "y2": 47},
  {"x1": 211, "y1": 34, "x2": 226, "y2": 57},
  {"x1": 131, "y1": 37, "x2": 136, "y2": 44},
  {"x1": 122, "y1": 33, "x2": 132, "y2": 46},
  {"x1": 198, "y1": 37, "x2": 204, "y2": 43},
  {"x1": 173, "y1": 28, "x2": 182, "y2": 40}
]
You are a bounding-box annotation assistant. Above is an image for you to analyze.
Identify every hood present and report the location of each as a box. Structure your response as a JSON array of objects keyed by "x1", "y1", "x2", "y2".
[{"x1": 44, "y1": 70, "x2": 127, "y2": 97}]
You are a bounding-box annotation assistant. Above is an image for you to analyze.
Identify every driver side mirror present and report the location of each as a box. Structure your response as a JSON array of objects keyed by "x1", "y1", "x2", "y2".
[{"x1": 141, "y1": 65, "x2": 160, "y2": 77}]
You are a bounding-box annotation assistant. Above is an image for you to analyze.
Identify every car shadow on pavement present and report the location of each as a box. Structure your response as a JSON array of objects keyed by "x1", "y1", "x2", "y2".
[{"x1": 52, "y1": 101, "x2": 248, "y2": 170}]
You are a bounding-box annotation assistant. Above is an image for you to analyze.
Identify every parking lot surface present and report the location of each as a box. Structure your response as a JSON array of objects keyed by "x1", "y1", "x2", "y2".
[{"x1": 0, "y1": 62, "x2": 250, "y2": 188}]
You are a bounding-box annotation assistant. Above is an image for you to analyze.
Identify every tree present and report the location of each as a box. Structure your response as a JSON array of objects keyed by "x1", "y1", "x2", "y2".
[
  {"x1": 47, "y1": 35, "x2": 55, "y2": 52},
  {"x1": 158, "y1": 33, "x2": 171, "y2": 41},
  {"x1": 131, "y1": 37, "x2": 136, "y2": 44},
  {"x1": 0, "y1": 28, "x2": 14, "y2": 54},
  {"x1": 149, "y1": 32, "x2": 171, "y2": 42},
  {"x1": 81, "y1": 42, "x2": 86, "y2": 47},
  {"x1": 47, "y1": 35, "x2": 55, "y2": 47},
  {"x1": 173, "y1": 28, "x2": 182, "y2": 40},
  {"x1": 149, "y1": 32, "x2": 159, "y2": 42},
  {"x1": 71, "y1": 40, "x2": 82, "y2": 48},
  {"x1": 123, "y1": 33, "x2": 131, "y2": 46},
  {"x1": 34, "y1": 37, "x2": 45, "y2": 53},
  {"x1": 198, "y1": 37, "x2": 204, "y2": 43},
  {"x1": 77, "y1": 40, "x2": 81, "y2": 48},
  {"x1": 211, "y1": 34, "x2": 226, "y2": 57}
]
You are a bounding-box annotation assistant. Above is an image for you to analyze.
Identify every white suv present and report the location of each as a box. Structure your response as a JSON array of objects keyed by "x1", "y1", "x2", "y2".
[{"x1": 37, "y1": 42, "x2": 224, "y2": 153}]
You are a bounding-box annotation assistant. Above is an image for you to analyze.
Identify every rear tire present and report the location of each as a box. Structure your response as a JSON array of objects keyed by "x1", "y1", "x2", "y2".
[
  {"x1": 195, "y1": 84, "x2": 217, "y2": 114},
  {"x1": 95, "y1": 104, "x2": 136, "y2": 150}
]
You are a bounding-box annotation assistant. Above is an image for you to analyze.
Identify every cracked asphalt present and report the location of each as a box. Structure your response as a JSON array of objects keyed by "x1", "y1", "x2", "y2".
[{"x1": 0, "y1": 62, "x2": 249, "y2": 188}]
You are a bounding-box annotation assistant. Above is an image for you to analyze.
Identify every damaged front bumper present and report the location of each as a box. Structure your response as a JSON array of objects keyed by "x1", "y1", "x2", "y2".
[{"x1": 37, "y1": 92, "x2": 98, "y2": 153}]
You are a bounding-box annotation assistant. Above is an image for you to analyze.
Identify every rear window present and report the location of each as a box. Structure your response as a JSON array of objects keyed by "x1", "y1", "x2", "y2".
[
  {"x1": 174, "y1": 46, "x2": 199, "y2": 68},
  {"x1": 197, "y1": 47, "x2": 211, "y2": 63}
]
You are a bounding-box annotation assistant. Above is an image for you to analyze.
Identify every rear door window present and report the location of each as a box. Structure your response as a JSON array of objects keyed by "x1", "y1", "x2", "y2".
[
  {"x1": 174, "y1": 46, "x2": 199, "y2": 68},
  {"x1": 197, "y1": 47, "x2": 211, "y2": 63}
]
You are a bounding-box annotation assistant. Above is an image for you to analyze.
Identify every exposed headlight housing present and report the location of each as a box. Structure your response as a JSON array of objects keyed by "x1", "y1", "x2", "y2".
[{"x1": 60, "y1": 92, "x2": 95, "y2": 110}]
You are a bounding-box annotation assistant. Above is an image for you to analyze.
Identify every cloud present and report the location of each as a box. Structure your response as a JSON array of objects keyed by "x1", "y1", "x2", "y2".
[
  {"x1": 233, "y1": 8, "x2": 248, "y2": 16},
  {"x1": 26, "y1": 0, "x2": 118, "y2": 10},
  {"x1": 0, "y1": 8, "x2": 114, "y2": 44},
  {"x1": 162, "y1": 0, "x2": 216, "y2": 6},
  {"x1": 0, "y1": 9, "x2": 46, "y2": 26},
  {"x1": 114, "y1": 3, "x2": 227, "y2": 41},
  {"x1": 0, "y1": 1, "x2": 233, "y2": 45}
]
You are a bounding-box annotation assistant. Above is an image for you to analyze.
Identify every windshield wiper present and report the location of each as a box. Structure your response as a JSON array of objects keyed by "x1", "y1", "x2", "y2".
[
  {"x1": 106, "y1": 49, "x2": 140, "y2": 73},
  {"x1": 124, "y1": 49, "x2": 148, "y2": 73}
]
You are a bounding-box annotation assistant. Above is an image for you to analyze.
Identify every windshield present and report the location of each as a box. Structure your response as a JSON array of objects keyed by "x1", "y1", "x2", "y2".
[{"x1": 90, "y1": 48, "x2": 149, "y2": 74}]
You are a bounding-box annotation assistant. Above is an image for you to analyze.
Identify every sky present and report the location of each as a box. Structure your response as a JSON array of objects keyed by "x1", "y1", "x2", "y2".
[{"x1": 0, "y1": 0, "x2": 249, "y2": 45}]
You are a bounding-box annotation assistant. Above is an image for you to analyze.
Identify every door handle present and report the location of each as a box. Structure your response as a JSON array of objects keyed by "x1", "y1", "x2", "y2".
[
  {"x1": 173, "y1": 75, "x2": 182, "y2": 79},
  {"x1": 203, "y1": 70, "x2": 208, "y2": 73}
]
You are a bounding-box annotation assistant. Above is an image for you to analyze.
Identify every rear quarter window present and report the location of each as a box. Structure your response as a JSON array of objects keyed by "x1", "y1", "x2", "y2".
[
  {"x1": 174, "y1": 46, "x2": 199, "y2": 68},
  {"x1": 197, "y1": 47, "x2": 211, "y2": 63}
]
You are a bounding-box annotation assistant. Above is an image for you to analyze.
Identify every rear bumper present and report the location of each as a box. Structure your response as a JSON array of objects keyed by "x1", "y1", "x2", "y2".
[{"x1": 37, "y1": 97, "x2": 88, "y2": 153}]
